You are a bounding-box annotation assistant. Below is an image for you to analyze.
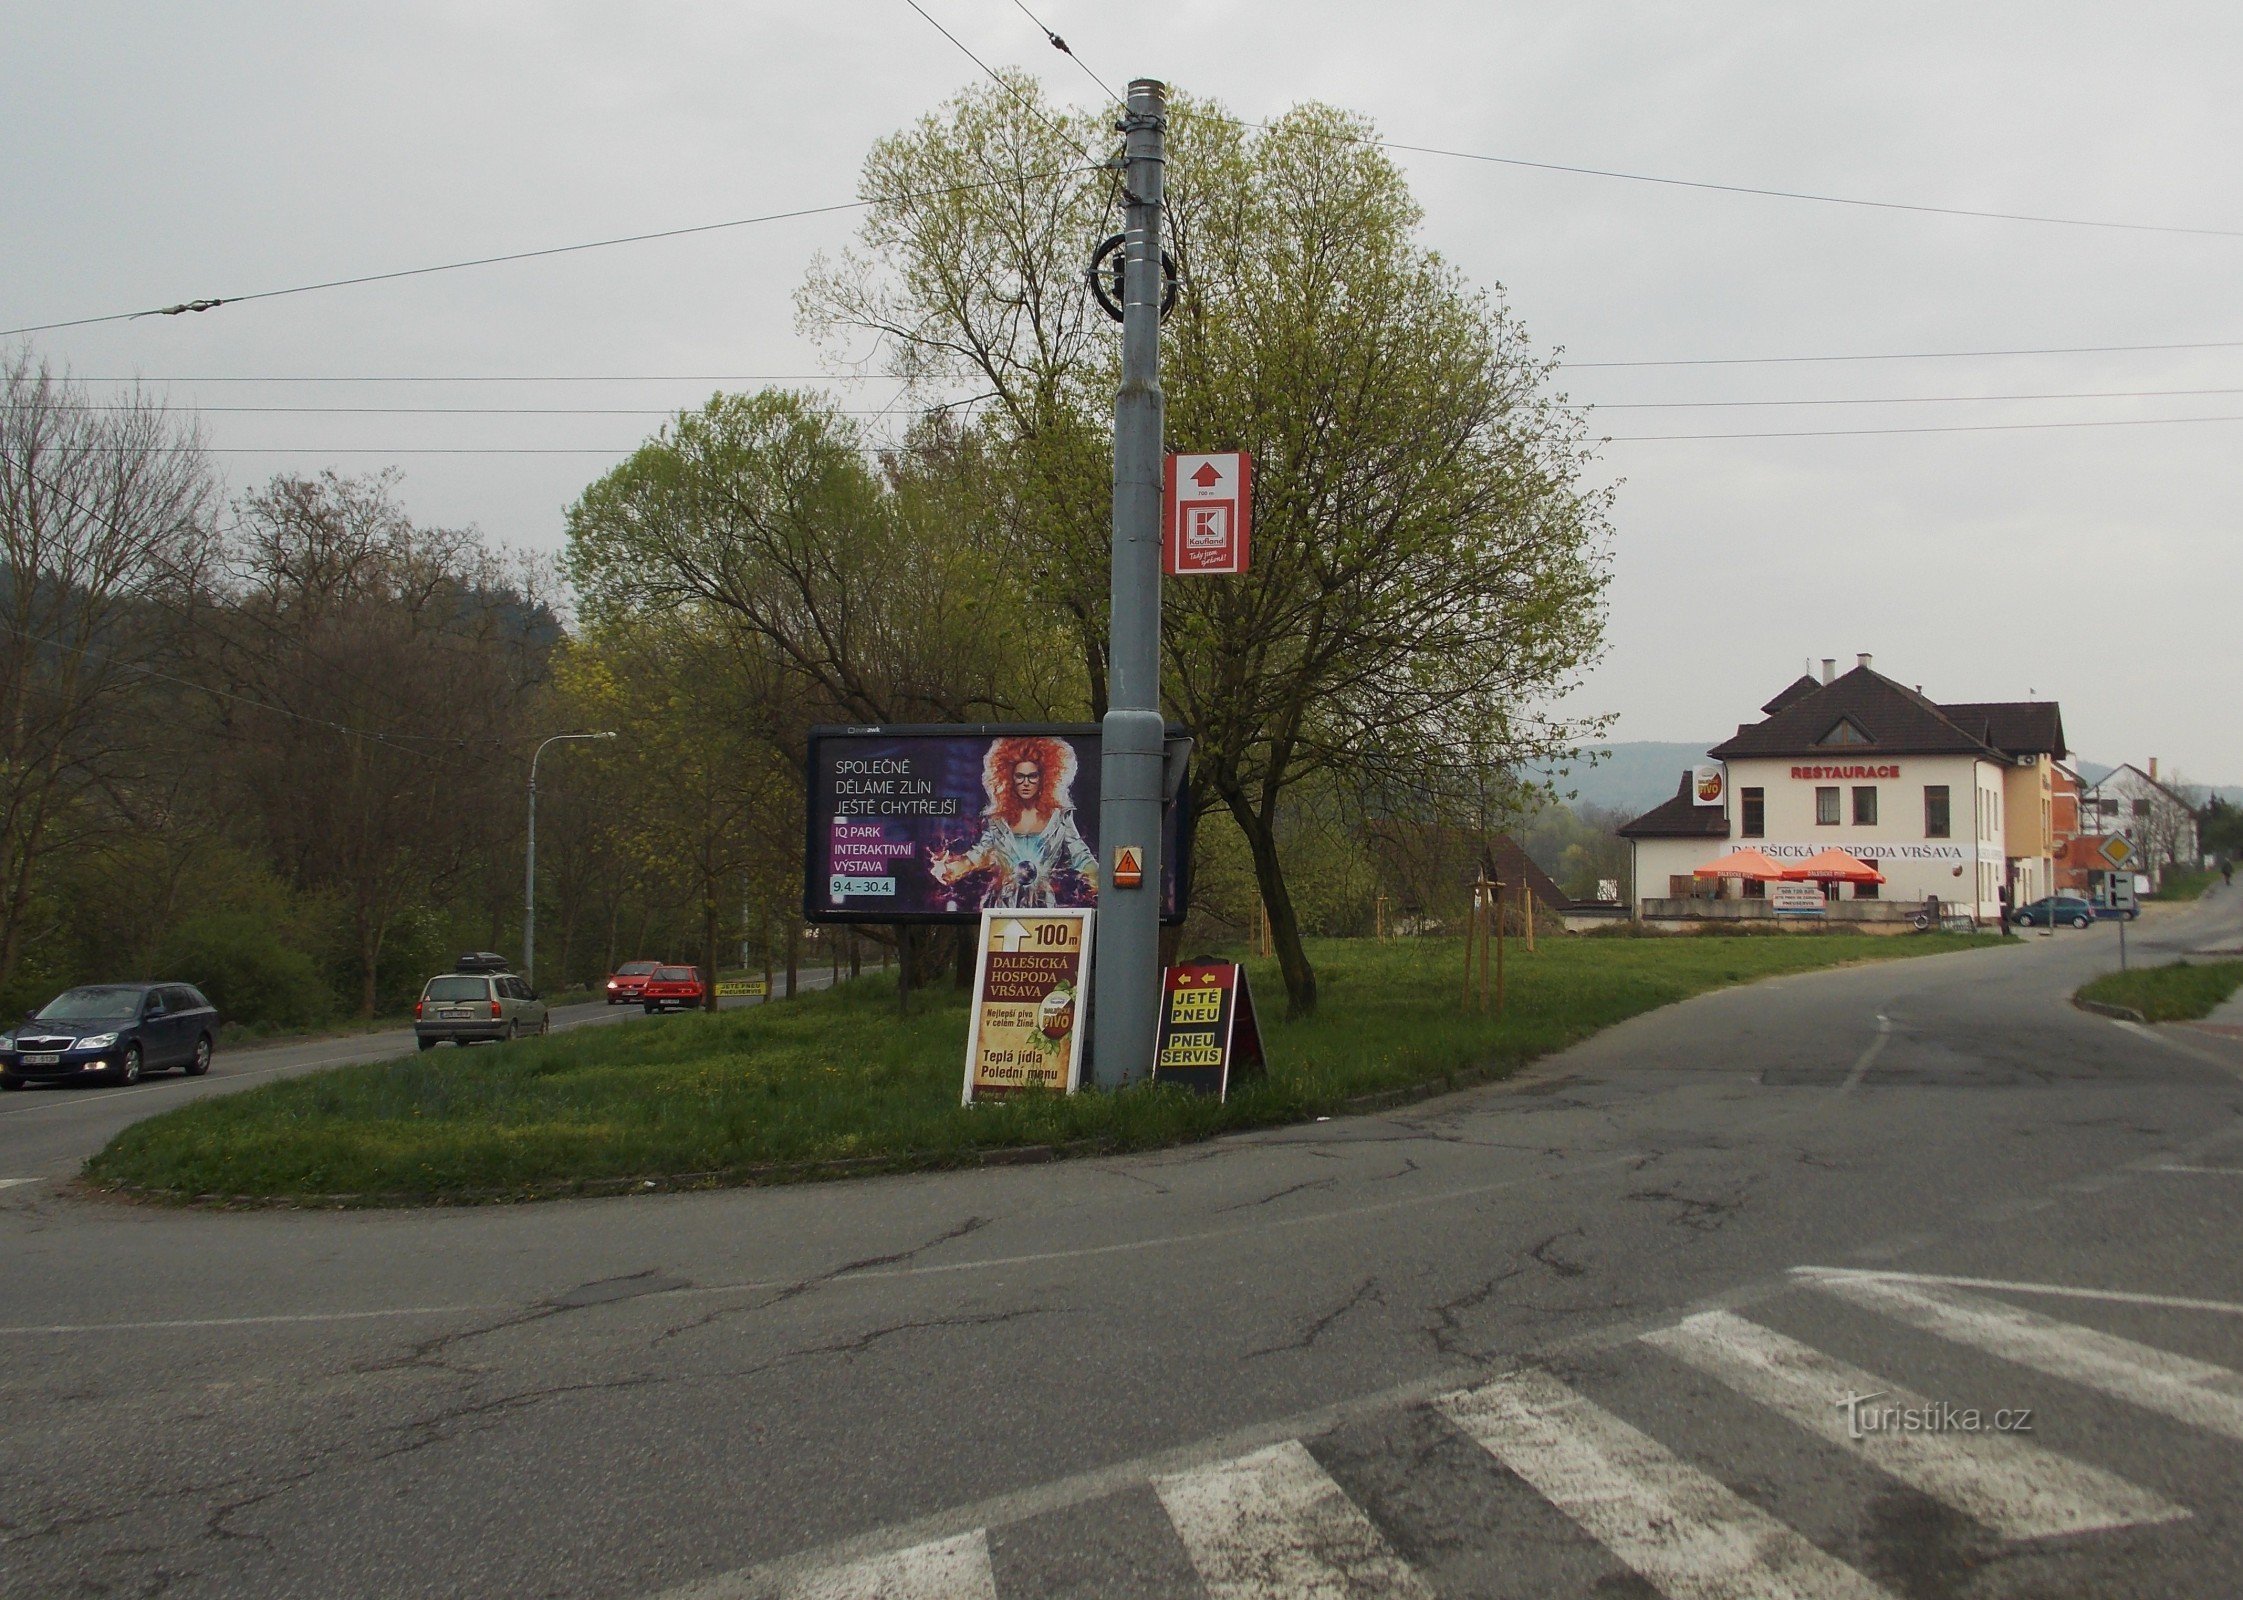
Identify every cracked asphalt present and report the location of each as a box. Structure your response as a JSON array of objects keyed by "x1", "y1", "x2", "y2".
[{"x1": 4, "y1": 900, "x2": 2242, "y2": 1597}]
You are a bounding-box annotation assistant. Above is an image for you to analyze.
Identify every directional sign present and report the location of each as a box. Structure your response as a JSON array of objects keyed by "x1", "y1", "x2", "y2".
[
  {"x1": 2098, "y1": 834, "x2": 2136, "y2": 869},
  {"x1": 1164, "y1": 452, "x2": 1252, "y2": 575}
]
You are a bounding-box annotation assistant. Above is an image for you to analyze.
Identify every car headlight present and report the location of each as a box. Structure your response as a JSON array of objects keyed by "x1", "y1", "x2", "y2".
[
  {"x1": 77, "y1": 1032, "x2": 119, "y2": 1050},
  {"x1": 0, "y1": 1033, "x2": 13, "y2": 1050}
]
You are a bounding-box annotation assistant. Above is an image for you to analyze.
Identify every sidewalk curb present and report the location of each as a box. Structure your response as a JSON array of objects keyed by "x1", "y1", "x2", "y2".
[{"x1": 2073, "y1": 997, "x2": 2148, "y2": 1024}]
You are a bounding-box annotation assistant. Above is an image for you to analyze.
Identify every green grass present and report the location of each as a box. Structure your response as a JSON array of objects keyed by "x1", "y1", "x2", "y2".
[
  {"x1": 2150, "y1": 865, "x2": 2217, "y2": 902},
  {"x1": 2076, "y1": 959, "x2": 2243, "y2": 1022},
  {"x1": 87, "y1": 931, "x2": 1998, "y2": 1204}
]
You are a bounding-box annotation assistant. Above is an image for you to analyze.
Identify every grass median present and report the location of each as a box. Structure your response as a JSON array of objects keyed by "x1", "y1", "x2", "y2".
[
  {"x1": 87, "y1": 930, "x2": 1998, "y2": 1204},
  {"x1": 2076, "y1": 958, "x2": 2243, "y2": 1023}
]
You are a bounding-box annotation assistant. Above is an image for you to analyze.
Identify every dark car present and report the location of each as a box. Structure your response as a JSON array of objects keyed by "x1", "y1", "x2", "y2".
[
  {"x1": 639, "y1": 965, "x2": 705, "y2": 1013},
  {"x1": 0, "y1": 983, "x2": 218, "y2": 1089},
  {"x1": 604, "y1": 959, "x2": 661, "y2": 1005},
  {"x1": 2015, "y1": 894, "x2": 2098, "y2": 929}
]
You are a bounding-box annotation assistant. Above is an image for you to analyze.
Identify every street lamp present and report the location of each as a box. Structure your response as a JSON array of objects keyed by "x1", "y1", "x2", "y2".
[{"x1": 525, "y1": 731, "x2": 617, "y2": 988}]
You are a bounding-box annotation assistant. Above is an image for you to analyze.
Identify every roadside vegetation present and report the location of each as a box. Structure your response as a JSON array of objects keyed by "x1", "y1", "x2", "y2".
[
  {"x1": 2076, "y1": 959, "x2": 2243, "y2": 1023},
  {"x1": 2149, "y1": 866, "x2": 2216, "y2": 902},
  {"x1": 88, "y1": 931, "x2": 1997, "y2": 1204}
]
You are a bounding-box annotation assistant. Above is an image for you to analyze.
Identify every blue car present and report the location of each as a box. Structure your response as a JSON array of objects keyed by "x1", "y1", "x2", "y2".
[
  {"x1": 0, "y1": 983, "x2": 218, "y2": 1089},
  {"x1": 2013, "y1": 895, "x2": 2097, "y2": 929}
]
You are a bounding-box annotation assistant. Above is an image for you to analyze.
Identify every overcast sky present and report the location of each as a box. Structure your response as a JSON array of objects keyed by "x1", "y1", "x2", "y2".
[{"x1": 7, "y1": 2, "x2": 2238, "y2": 781}]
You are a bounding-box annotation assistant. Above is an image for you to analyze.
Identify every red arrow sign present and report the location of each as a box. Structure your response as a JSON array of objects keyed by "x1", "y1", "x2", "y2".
[
  {"x1": 1191, "y1": 462, "x2": 1222, "y2": 487},
  {"x1": 1164, "y1": 452, "x2": 1252, "y2": 575}
]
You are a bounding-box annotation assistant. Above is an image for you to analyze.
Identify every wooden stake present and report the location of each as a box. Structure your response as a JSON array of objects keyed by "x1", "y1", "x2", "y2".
[
  {"x1": 1521, "y1": 882, "x2": 1536, "y2": 952},
  {"x1": 1494, "y1": 875, "x2": 1507, "y2": 1013}
]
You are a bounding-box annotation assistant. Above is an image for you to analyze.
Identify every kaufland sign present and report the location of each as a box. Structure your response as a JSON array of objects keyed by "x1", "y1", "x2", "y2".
[{"x1": 1164, "y1": 452, "x2": 1252, "y2": 575}]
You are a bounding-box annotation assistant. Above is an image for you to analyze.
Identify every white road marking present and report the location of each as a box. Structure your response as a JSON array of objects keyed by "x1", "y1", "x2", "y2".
[
  {"x1": 1438, "y1": 1367, "x2": 1894, "y2": 1600},
  {"x1": 0, "y1": 1303, "x2": 510, "y2": 1336},
  {"x1": 2143, "y1": 1164, "x2": 2243, "y2": 1176},
  {"x1": 1804, "y1": 1272, "x2": 2243, "y2": 1443},
  {"x1": 775, "y1": 1530, "x2": 997, "y2": 1600},
  {"x1": 1644, "y1": 1311, "x2": 2183, "y2": 1539},
  {"x1": 1153, "y1": 1439, "x2": 1432, "y2": 1600},
  {"x1": 1795, "y1": 1267, "x2": 2243, "y2": 1318},
  {"x1": 1838, "y1": 1016, "x2": 1891, "y2": 1095},
  {"x1": 0, "y1": 1177, "x2": 36, "y2": 1188}
]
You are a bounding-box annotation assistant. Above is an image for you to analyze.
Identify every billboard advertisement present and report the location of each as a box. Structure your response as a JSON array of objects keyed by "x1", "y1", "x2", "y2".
[{"x1": 804, "y1": 724, "x2": 1191, "y2": 924}]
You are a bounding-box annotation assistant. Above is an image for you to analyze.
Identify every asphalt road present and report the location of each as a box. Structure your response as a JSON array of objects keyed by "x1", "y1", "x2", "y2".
[
  {"x1": 0, "y1": 977, "x2": 834, "y2": 1182},
  {"x1": 4, "y1": 904, "x2": 2242, "y2": 1598}
]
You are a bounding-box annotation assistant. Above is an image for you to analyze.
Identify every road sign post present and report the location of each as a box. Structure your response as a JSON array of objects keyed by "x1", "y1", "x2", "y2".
[{"x1": 1091, "y1": 79, "x2": 1169, "y2": 1089}]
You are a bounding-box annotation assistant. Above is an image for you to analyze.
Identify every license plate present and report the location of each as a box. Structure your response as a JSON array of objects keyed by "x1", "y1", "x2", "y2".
[
  {"x1": 441, "y1": 1008, "x2": 472, "y2": 1019},
  {"x1": 23, "y1": 1053, "x2": 59, "y2": 1065}
]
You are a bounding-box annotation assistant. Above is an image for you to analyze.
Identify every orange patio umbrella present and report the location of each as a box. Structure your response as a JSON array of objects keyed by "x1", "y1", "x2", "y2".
[
  {"x1": 1691, "y1": 847, "x2": 1789, "y2": 881},
  {"x1": 1781, "y1": 847, "x2": 1884, "y2": 884}
]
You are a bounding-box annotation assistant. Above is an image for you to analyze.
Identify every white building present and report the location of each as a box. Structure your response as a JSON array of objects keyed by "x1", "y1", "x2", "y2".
[
  {"x1": 2083, "y1": 761, "x2": 2201, "y2": 885},
  {"x1": 1620, "y1": 656, "x2": 2067, "y2": 923}
]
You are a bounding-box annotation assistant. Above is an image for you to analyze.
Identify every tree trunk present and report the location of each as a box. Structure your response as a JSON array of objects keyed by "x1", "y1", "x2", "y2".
[
  {"x1": 1230, "y1": 797, "x2": 1316, "y2": 1018},
  {"x1": 850, "y1": 931, "x2": 862, "y2": 979},
  {"x1": 954, "y1": 923, "x2": 975, "y2": 989},
  {"x1": 896, "y1": 925, "x2": 914, "y2": 1015},
  {"x1": 785, "y1": 920, "x2": 799, "y2": 998}
]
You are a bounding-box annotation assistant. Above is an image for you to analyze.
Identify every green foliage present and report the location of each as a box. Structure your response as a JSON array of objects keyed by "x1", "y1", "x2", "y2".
[
  {"x1": 154, "y1": 912, "x2": 337, "y2": 1028},
  {"x1": 89, "y1": 931, "x2": 1991, "y2": 1201},
  {"x1": 2077, "y1": 959, "x2": 2243, "y2": 1022},
  {"x1": 2149, "y1": 866, "x2": 2215, "y2": 902}
]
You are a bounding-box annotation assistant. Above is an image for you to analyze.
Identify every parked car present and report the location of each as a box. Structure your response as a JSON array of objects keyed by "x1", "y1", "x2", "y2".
[
  {"x1": 2014, "y1": 895, "x2": 2098, "y2": 929},
  {"x1": 639, "y1": 965, "x2": 705, "y2": 1013},
  {"x1": 605, "y1": 959, "x2": 662, "y2": 1005},
  {"x1": 2091, "y1": 901, "x2": 2141, "y2": 922},
  {"x1": 0, "y1": 983, "x2": 218, "y2": 1089},
  {"x1": 413, "y1": 958, "x2": 549, "y2": 1049}
]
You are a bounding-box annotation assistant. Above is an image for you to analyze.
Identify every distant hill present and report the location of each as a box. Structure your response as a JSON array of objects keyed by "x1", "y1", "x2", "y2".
[
  {"x1": 1530, "y1": 742, "x2": 1717, "y2": 818},
  {"x1": 1540, "y1": 749, "x2": 2240, "y2": 820}
]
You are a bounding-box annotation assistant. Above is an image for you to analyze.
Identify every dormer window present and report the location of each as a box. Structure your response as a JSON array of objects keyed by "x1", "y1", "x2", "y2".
[{"x1": 1816, "y1": 718, "x2": 1873, "y2": 747}]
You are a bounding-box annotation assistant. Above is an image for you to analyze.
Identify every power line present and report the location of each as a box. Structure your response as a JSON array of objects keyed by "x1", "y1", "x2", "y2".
[
  {"x1": 1004, "y1": 0, "x2": 1122, "y2": 107},
  {"x1": 902, "y1": 0, "x2": 1110, "y2": 170},
  {"x1": 1608, "y1": 412, "x2": 2243, "y2": 441},
  {"x1": 67, "y1": 336, "x2": 2243, "y2": 384},
  {"x1": 33, "y1": 402, "x2": 988, "y2": 417},
  {"x1": 0, "y1": 167, "x2": 1098, "y2": 339},
  {"x1": 1589, "y1": 385, "x2": 2243, "y2": 410},
  {"x1": 1569, "y1": 337, "x2": 2243, "y2": 369}
]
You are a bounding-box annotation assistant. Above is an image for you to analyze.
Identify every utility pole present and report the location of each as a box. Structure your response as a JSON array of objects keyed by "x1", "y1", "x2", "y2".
[
  {"x1": 1091, "y1": 78, "x2": 1168, "y2": 1089},
  {"x1": 524, "y1": 730, "x2": 617, "y2": 988}
]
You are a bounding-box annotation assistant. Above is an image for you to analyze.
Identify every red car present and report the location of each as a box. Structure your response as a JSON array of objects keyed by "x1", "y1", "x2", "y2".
[
  {"x1": 639, "y1": 965, "x2": 705, "y2": 1013},
  {"x1": 604, "y1": 960, "x2": 661, "y2": 1005}
]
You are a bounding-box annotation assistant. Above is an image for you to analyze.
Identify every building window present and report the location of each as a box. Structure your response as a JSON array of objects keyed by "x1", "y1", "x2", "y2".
[
  {"x1": 1925, "y1": 785, "x2": 1951, "y2": 838},
  {"x1": 1816, "y1": 786, "x2": 1840, "y2": 825},
  {"x1": 1741, "y1": 787, "x2": 1765, "y2": 838},
  {"x1": 1856, "y1": 878, "x2": 1879, "y2": 899},
  {"x1": 1852, "y1": 786, "x2": 1878, "y2": 825},
  {"x1": 2133, "y1": 797, "x2": 2151, "y2": 817},
  {"x1": 1742, "y1": 877, "x2": 1765, "y2": 898}
]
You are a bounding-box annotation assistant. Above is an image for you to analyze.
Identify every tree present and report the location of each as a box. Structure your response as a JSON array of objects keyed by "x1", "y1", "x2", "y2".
[
  {"x1": 802, "y1": 83, "x2": 1613, "y2": 1014},
  {"x1": 208, "y1": 472, "x2": 554, "y2": 1014},
  {"x1": 0, "y1": 351, "x2": 217, "y2": 992}
]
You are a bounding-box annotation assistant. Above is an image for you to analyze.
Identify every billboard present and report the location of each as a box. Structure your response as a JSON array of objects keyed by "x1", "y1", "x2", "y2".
[{"x1": 804, "y1": 723, "x2": 1191, "y2": 924}]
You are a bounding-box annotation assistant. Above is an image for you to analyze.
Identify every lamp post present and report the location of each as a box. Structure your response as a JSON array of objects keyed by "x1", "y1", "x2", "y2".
[{"x1": 525, "y1": 731, "x2": 617, "y2": 988}]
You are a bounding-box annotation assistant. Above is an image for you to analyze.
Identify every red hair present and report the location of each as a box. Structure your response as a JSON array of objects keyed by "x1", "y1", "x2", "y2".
[{"x1": 986, "y1": 735, "x2": 1074, "y2": 827}]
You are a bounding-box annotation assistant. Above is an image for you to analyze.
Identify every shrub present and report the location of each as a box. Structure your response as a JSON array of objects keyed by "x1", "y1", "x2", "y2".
[{"x1": 155, "y1": 912, "x2": 337, "y2": 1028}]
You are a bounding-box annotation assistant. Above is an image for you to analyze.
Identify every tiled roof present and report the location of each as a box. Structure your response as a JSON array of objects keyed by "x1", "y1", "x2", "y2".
[
  {"x1": 1942, "y1": 701, "x2": 2067, "y2": 760},
  {"x1": 1618, "y1": 771, "x2": 1732, "y2": 839},
  {"x1": 1761, "y1": 675, "x2": 1822, "y2": 716},
  {"x1": 1708, "y1": 667, "x2": 2005, "y2": 760}
]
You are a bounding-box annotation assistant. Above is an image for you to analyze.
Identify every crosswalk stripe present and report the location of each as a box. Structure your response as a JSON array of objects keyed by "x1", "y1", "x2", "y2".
[
  {"x1": 1644, "y1": 1311, "x2": 2184, "y2": 1540},
  {"x1": 1153, "y1": 1439, "x2": 1433, "y2": 1599},
  {"x1": 1438, "y1": 1368, "x2": 1895, "y2": 1600},
  {"x1": 775, "y1": 1529, "x2": 998, "y2": 1600},
  {"x1": 1805, "y1": 1270, "x2": 2243, "y2": 1444}
]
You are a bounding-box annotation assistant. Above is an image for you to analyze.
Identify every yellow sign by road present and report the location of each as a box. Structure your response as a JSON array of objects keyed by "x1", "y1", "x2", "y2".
[
  {"x1": 713, "y1": 978, "x2": 766, "y2": 997},
  {"x1": 962, "y1": 909, "x2": 1093, "y2": 1103}
]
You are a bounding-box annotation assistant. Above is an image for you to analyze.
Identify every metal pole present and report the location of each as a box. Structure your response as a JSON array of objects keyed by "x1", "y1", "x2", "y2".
[
  {"x1": 524, "y1": 731, "x2": 618, "y2": 988},
  {"x1": 1091, "y1": 77, "x2": 1168, "y2": 1089}
]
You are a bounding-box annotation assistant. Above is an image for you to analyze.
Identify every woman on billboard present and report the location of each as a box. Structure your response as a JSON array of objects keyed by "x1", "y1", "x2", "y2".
[{"x1": 928, "y1": 735, "x2": 1100, "y2": 909}]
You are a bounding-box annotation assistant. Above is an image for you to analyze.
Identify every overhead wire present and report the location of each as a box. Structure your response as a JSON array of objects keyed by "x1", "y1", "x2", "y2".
[
  {"x1": 1004, "y1": 0, "x2": 1123, "y2": 108},
  {"x1": 0, "y1": 166, "x2": 1100, "y2": 339},
  {"x1": 1606, "y1": 413, "x2": 2243, "y2": 442}
]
